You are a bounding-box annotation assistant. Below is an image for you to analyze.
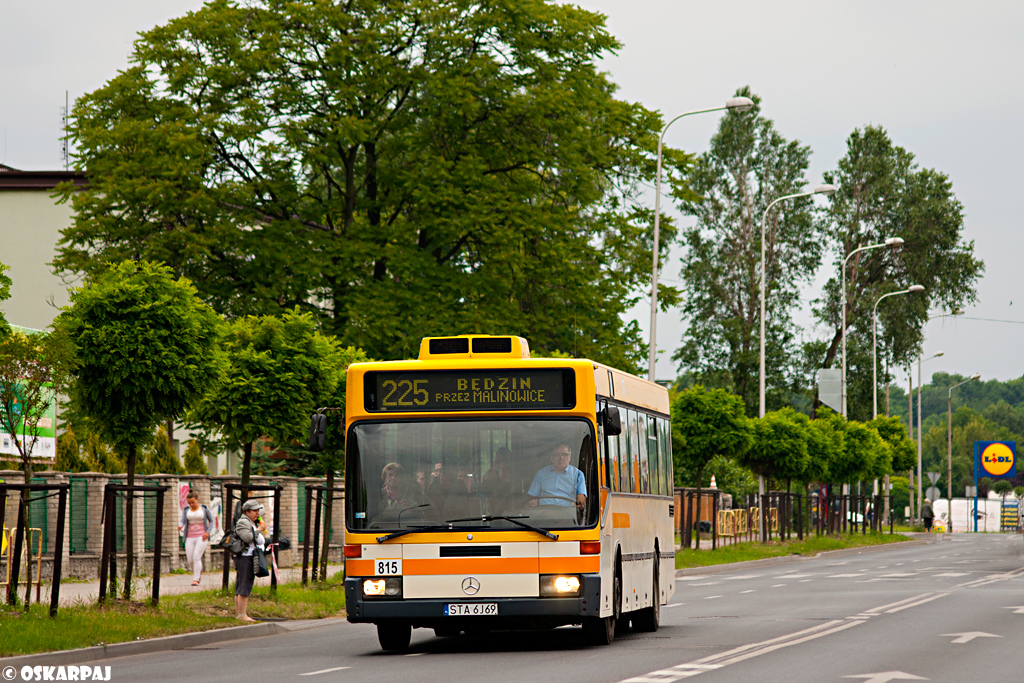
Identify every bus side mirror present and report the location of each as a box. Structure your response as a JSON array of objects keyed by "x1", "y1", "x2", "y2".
[
  {"x1": 602, "y1": 406, "x2": 622, "y2": 436},
  {"x1": 308, "y1": 413, "x2": 327, "y2": 452}
]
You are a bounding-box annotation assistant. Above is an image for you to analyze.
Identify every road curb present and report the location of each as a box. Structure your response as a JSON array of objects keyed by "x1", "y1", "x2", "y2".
[
  {"x1": 0, "y1": 621, "x2": 289, "y2": 667},
  {"x1": 674, "y1": 538, "x2": 929, "y2": 578}
]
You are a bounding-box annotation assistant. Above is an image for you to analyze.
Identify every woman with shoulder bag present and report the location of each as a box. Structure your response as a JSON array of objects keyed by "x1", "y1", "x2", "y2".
[{"x1": 234, "y1": 499, "x2": 267, "y2": 621}]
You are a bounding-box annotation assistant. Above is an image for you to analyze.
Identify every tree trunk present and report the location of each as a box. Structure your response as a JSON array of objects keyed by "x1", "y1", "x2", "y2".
[
  {"x1": 123, "y1": 442, "x2": 136, "y2": 600},
  {"x1": 320, "y1": 468, "x2": 335, "y2": 582},
  {"x1": 241, "y1": 441, "x2": 253, "y2": 493},
  {"x1": 694, "y1": 466, "x2": 704, "y2": 551},
  {"x1": 21, "y1": 455, "x2": 32, "y2": 611}
]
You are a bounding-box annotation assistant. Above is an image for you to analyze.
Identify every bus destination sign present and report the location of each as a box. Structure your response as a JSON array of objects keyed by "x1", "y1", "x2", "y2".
[{"x1": 364, "y1": 369, "x2": 575, "y2": 412}]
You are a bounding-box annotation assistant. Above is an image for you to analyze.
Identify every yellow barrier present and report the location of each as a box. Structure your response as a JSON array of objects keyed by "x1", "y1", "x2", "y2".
[
  {"x1": 1, "y1": 527, "x2": 44, "y2": 599},
  {"x1": 746, "y1": 507, "x2": 778, "y2": 535}
]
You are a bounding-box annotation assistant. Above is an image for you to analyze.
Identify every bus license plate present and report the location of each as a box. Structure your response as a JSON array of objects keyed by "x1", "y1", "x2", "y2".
[{"x1": 444, "y1": 603, "x2": 497, "y2": 616}]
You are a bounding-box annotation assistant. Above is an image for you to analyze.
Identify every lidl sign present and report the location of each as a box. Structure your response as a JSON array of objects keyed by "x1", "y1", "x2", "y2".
[{"x1": 975, "y1": 441, "x2": 1016, "y2": 480}]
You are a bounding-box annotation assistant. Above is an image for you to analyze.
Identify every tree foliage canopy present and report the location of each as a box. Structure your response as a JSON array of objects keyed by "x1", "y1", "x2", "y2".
[
  {"x1": 671, "y1": 385, "x2": 754, "y2": 481},
  {"x1": 57, "y1": 0, "x2": 689, "y2": 373},
  {"x1": 56, "y1": 261, "x2": 222, "y2": 455},
  {"x1": 741, "y1": 408, "x2": 810, "y2": 484},
  {"x1": 807, "y1": 126, "x2": 983, "y2": 421}
]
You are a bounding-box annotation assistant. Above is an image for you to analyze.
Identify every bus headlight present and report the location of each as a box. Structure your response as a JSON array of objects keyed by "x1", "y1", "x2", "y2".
[
  {"x1": 540, "y1": 574, "x2": 581, "y2": 597},
  {"x1": 363, "y1": 577, "x2": 402, "y2": 598}
]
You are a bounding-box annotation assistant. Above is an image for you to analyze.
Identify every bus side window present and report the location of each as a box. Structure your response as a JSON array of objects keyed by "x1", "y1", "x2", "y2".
[
  {"x1": 647, "y1": 415, "x2": 659, "y2": 496},
  {"x1": 637, "y1": 413, "x2": 649, "y2": 494},
  {"x1": 660, "y1": 417, "x2": 672, "y2": 495},
  {"x1": 628, "y1": 409, "x2": 640, "y2": 493},
  {"x1": 619, "y1": 409, "x2": 632, "y2": 492}
]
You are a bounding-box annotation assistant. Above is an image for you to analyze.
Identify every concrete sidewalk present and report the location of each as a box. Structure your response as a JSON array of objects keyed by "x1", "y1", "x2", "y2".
[{"x1": 44, "y1": 562, "x2": 345, "y2": 606}]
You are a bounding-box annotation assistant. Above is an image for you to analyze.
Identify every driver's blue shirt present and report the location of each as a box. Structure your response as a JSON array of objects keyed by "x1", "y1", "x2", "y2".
[{"x1": 528, "y1": 464, "x2": 587, "y2": 506}]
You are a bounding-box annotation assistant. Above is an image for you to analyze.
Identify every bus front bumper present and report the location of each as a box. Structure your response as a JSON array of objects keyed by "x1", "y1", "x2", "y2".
[{"x1": 345, "y1": 574, "x2": 602, "y2": 627}]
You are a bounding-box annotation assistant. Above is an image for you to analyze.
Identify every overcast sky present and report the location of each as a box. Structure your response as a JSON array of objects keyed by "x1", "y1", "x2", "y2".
[{"x1": 3, "y1": 0, "x2": 1022, "y2": 391}]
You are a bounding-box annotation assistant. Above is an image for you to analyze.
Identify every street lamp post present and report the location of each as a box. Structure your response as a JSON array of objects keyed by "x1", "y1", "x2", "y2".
[
  {"x1": 756, "y1": 184, "x2": 835, "y2": 541},
  {"x1": 914, "y1": 308, "x2": 963, "y2": 522},
  {"x1": 916, "y1": 350, "x2": 944, "y2": 523},
  {"x1": 872, "y1": 285, "x2": 925, "y2": 419},
  {"x1": 841, "y1": 237, "x2": 904, "y2": 417},
  {"x1": 648, "y1": 97, "x2": 754, "y2": 381},
  {"x1": 947, "y1": 373, "x2": 980, "y2": 531},
  {"x1": 871, "y1": 284, "x2": 923, "y2": 525}
]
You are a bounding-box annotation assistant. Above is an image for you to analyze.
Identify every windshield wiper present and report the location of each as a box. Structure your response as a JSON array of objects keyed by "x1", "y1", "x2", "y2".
[
  {"x1": 375, "y1": 515, "x2": 559, "y2": 543},
  {"x1": 444, "y1": 515, "x2": 559, "y2": 540}
]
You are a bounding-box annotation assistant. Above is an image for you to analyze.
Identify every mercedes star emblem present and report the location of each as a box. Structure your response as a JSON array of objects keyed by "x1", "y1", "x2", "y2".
[{"x1": 462, "y1": 576, "x2": 481, "y2": 595}]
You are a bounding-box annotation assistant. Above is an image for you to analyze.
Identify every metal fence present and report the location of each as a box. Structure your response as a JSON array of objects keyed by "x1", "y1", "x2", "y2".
[{"x1": 68, "y1": 476, "x2": 88, "y2": 554}]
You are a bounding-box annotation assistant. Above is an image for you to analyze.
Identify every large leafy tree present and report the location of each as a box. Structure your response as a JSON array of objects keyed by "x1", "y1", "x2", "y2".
[
  {"x1": 56, "y1": 0, "x2": 687, "y2": 374},
  {"x1": 673, "y1": 87, "x2": 820, "y2": 415},
  {"x1": 56, "y1": 261, "x2": 221, "y2": 598},
  {"x1": 671, "y1": 385, "x2": 754, "y2": 548},
  {"x1": 807, "y1": 126, "x2": 983, "y2": 421},
  {"x1": 190, "y1": 309, "x2": 342, "y2": 491}
]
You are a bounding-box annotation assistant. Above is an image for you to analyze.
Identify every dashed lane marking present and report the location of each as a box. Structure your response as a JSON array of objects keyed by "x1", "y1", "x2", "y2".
[{"x1": 300, "y1": 666, "x2": 352, "y2": 676}]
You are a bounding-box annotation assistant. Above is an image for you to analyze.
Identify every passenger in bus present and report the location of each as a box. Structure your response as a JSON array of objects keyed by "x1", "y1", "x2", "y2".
[
  {"x1": 380, "y1": 463, "x2": 424, "y2": 509},
  {"x1": 482, "y1": 447, "x2": 515, "y2": 514},
  {"x1": 528, "y1": 443, "x2": 586, "y2": 509}
]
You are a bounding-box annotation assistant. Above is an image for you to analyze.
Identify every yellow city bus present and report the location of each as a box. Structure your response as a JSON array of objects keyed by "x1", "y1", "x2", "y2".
[{"x1": 317, "y1": 335, "x2": 674, "y2": 651}]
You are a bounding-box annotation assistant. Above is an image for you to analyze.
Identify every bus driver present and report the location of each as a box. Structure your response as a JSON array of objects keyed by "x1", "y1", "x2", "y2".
[{"x1": 528, "y1": 443, "x2": 586, "y2": 509}]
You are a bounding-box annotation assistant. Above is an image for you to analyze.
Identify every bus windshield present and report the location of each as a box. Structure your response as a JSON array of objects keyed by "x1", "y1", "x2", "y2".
[{"x1": 347, "y1": 418, "x2": 598, "y2": 532}]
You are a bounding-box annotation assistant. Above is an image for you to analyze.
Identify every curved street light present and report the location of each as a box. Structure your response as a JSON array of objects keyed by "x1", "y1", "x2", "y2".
[
  {"x1": 759, "y1": 184, "x2": 836, "y2": 418},
  {"x1": 648, "y1": 96, "x2": 755, "y2": 381},
  {"x1": 872, "y1": 285, "x2": 925, "y2": 419},
  {"x1": 841, "y1": 237, "x2": 905, "y2": 416},
  {"x1": 913, "y1": 309, "x2": 964, "y2": 521},
  {"x1": 947, "y1": 373, "x2": 981, "y2": 531},
  {"x1": 914, "y1": 349, "x2": 944, "y2": 523}
]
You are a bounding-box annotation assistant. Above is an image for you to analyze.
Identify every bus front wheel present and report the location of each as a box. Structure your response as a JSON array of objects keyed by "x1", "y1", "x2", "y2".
[{"x1": 377, "y1": 622, "x2": 412, "y2": 652}]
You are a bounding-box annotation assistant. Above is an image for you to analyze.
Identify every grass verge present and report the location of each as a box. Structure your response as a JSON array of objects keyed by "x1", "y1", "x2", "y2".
[
  {"x1": 675, "y1": 532, "x2": 912, "y2": 569},
  {"x1": 0, "y1": 574, "x2": 345, "y2": 657}
]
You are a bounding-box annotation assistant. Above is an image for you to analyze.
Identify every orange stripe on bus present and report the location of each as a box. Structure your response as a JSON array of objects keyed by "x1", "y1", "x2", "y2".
[
  {"x1": 612, "y1": 512, "x2": 630, "y2": 528},
  {"x1": 345, "y1": 557, "x2": 599, "y2": 576},
  {"x1": 539, "y1": 556, "x2": 600, "y2": 574}
]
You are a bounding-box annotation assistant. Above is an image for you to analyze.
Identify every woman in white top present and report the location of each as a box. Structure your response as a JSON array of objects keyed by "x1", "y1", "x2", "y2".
[{"x1": 178, "y1": 491, "x2": 214, "y2": 586}]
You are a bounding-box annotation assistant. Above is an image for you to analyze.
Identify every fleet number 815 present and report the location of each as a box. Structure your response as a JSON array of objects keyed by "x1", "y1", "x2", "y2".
[{"x1": 381, "y1": 379, "x2": 429, "y2": 407}]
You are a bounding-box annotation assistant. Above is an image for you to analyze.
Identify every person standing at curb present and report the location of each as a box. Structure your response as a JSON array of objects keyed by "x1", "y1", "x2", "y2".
[
  {"x1": 178, "y1": 491, "x2": 214, "y2": 586},
  {"x1": 235, "y1": 499, "x2": 267, "y2": 621},
  {"x1": 921, "y1": 498, "x2": 934, "y2": 532}
]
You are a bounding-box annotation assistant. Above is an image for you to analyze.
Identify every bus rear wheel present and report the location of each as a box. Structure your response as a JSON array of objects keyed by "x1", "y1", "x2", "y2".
[{"x1": 377, "y1": 622, "x2": 412, "y2": 652}]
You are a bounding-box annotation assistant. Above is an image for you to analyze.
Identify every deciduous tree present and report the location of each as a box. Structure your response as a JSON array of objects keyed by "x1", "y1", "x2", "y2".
[
  {"x1": 57, "y1": 0, "x2": 689, "y2": 374},
  {"x1": 671, "y1": 385, "x2": 753, "y2": 548},
  {"x1": 674, "y1": 87, "x2": 819, "y2": 414},
  {"x1": 808, "y1": 126, "x2": 983, "y2": 421},
  {"x1": 56, "y1": 261, "x2": 221, "y2": 598}
]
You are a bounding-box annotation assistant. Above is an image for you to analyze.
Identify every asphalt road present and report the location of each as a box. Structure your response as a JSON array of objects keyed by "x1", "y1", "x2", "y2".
[{"x1": 79, "y1": 534, "x2": 1024, "y2": 682}]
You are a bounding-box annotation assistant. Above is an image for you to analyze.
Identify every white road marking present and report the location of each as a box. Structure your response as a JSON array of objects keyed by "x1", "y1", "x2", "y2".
[
  {"x1": 721, "y1": 575, "x2": 762, "y2": 580},
  {"x1": 300, "y1": 666, "x2": 352, "y2": 676},
  {"x1": 879, "y1": 573, "x2": 918, "y2": 578},
  {"x1": 941, "y1": 631, "x2": 1002, "y2": 644},
  {"x1": 933, "y1": 572, "x2": 969, "y2": 577},
  {"x1": 1002, "y1": 606, "x2": 1024, "y2": 614},
  {"x1": 405, "y1": 653, "x2": 426, "y2": 657},
  {"x1": 799, "y1": 579, "x2": 812, "y2": 583},
  {"x1": 775, "y1": 574, "x2": 814, "y2": 579},
  {"x1": 864, "y1": 593, "x2": 938, "y2": 614},
  {"x1": 666, "y1": 603, "x2": 684, "y2": 608},
  {"x1": 829, "y1": 573, "x2": 867, "y2": 578},
  {"x1": 886, "y1": 593, "x2": 949, "y2": 613},
  {"x1": 842, "y1": 672, "x2": 927, "y2": 682},
  {"x1": 740, "y1": 590, "x2": 756, "y2": 594},
  {"x1": 771, "y1": 584, "x2": 786, "y2": 588},
  {"x1": 704, "y1": 595, "x2": 722, "y2": 600},
  {"x1": 688, "y1": 582, "x2": 720, "y2": 586}
]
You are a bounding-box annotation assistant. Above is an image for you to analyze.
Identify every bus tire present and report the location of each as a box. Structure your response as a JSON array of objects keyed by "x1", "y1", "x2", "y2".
[
  {"x1": 377, "y1": 622, "x2": 412, "y2": 652},
  {"x1": 633, "y1": 558, "x2": 660, "y2": 632},
  {"x1": 582, "y1": 615, "x2": 615, "y2": 646}
]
